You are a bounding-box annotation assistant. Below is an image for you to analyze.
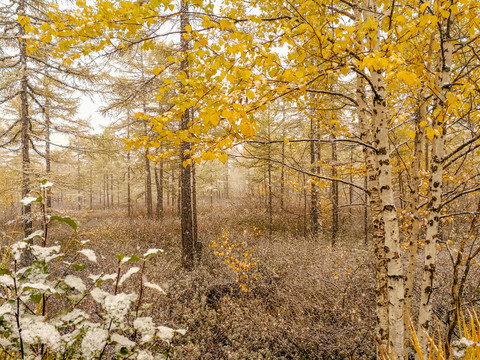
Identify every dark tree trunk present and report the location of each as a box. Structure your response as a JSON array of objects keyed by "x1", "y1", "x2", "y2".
[
  {"x1": 180, "y1": 0, "x2": 194, "y2": 270},
  {"x1": 331, "y1": 137, "x2": 339, "y2": 246},
  {"x1": 155, "y1": 162, "x2": 164, "y2": 219},
  {"x1": 310, "y1": 118, "x2": 320, "y2": 240},
  {"x1": 19, "y1": 0, "x2": 32, "y2": 239}
]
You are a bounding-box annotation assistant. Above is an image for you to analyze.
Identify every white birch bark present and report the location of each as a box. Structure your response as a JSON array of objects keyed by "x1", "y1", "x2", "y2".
[
  {"x1": 417, "y1": 6, "x2": 453, "y2": 355},
  {"x1": 403, "y1": 94, "x2": 425, "y2": 354},
  {"x1": 354, "y1": 2, "x2": 389, "y2": 355}
]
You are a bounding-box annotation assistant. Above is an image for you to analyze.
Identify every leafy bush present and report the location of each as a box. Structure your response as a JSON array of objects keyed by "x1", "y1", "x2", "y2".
[{"x1": 0, "y1": 182, "x2": 185, "y2": 360}]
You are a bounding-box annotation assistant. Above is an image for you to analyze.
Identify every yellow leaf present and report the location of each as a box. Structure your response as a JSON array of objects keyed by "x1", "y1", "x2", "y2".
[
  {"x1": 153, "y1": 67, "x2": 161, "y2": 76},
  {"x1": 407, "y1": 130, "x2": 416, "y2": 140},
  {"x1": 220, "y1": 19, "x2": 230, "y2": 30},
  {"x1": 185, "y1": 24, "x2": 192, "y2": 33},
  {"x1": 135, "y1": 112, "x2": 143, "y2": 119},
  {"x1": 419, "y1": 120, "x2": 427, "y2": 127},
  {"x1": 246, "y1": 90, "x2": 255, "y2": 100},
  {"x1": 426, "y1": 127, "x2": 435, "y2": 140},
  {"x1": 218, "y1": 152, "x2": 228, "y2": 164},
  {"x1": 201, "y1": 151, "x2": 216, "y2": 161}
]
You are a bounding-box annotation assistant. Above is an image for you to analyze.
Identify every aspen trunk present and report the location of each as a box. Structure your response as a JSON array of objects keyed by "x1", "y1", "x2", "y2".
[
  {"x1": 417, "y1": 8, "x2": 452, "y2": 353},
  {"x1": 372, "y1": 66, "x2": 405, "y2": 359},
  {"x1": 403, "y1": 95, "x2": 425, "y2": 354},
  {"x1": 357, "y1": 54, "x2": 389, "y2": 355}
]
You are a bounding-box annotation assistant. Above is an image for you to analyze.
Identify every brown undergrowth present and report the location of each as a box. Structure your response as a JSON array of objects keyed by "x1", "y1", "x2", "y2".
[{"x1": 29, "y1": 202, "x2": 374, "y2": 360}]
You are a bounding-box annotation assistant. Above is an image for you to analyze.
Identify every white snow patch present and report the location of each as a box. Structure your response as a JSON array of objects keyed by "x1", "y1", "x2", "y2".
[
  {"x1": 22, "y1": 316, "x2": 62, "y2": 353},
  {"x1": 25, "y1": 230, "x2": 44, "y2": 241},
  {"x1": 143, "y1": 248, "x2": 164, "y2": 258},
  {"x1": 0, "y1": 275, "x2": 14, "y2": 287},
  {"x1": 119, "y1": 267, "x2": 140, "y2": 286},
  {"x1": 31, "y1": 245, "x2": 60, "y2": 261},
  {"x1": 78, "y1": 249, "x2": 97, "y2": 263},
  {"x1": 133, "y1": 317, "x2": 156, "y2": 343},
  {"x1": 40, "y1": 181, "x2": 54, "y2": 189},
  {"x1": 136, "y1": 350, "x2": 154, "y2": 360},
  {"x1": 144, "y1": 282, "x2": 166, "y2": 295},
  {"x1": 64, "y1": 275, "x2": 86, "y2": 293},
  {"x1": 111, "y1": 333, "x2": 135, "y2": 348},
  {"x1": 20, "y1": 196, "x2": 38, "y2": 206},
  {"x1": 104, "y1": 293, "x2": 136, "y2": 322},
  {"x1": 81, "y1": 326, "x2": 108, "y2": 359}
]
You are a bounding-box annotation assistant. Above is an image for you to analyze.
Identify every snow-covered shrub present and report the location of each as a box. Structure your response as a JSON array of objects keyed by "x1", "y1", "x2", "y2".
[{"x1": 0, "y1": 182, "x2": 185, "y2": 359}]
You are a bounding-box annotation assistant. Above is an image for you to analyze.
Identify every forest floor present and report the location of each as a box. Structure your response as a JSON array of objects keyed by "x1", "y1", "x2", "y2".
[{"x1": 1, "y1": 199, "x2": 473, "y2": 359}]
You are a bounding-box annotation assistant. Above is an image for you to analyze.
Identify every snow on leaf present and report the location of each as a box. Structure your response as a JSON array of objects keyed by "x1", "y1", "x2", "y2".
[
  {"x1": 81, "y1": 326, "x2": 108, "y2": 359},
  {"x1": 90, "y1": 287, "x2": 109, "y2": 304},
  {"x1": 64, "y1": 275, "x2": 86, "y2": 293},
  {"x1": 21, "y1": 282, "x2": 56, "y2": 293},
  {"x1": 25, "y1": 230, "x2": 44, "y2": 241},
  {"x1": 11, "y1": 241, "x2": 28, "y2": 261},
  {"x1": 111, "y1": 333, "x2": 135, "y2": 348},
  {"x1": 143, "y1": 248, "x2": 164, "y2": 258},
  {"x1": 22, "y1": 316, "x2": 63, "y2": 353},
  {"x1": 136, "y1": 350, "x2": 155, "y2": 360},
  {"x1": 133, "y1": 317, "x2": 156, "y2": 343},
  {"x1": 20, "y1": 196, "x2": 38, "y2": 206},
  {"x1": 156, "y1": 326, "x2": 175, "y2": 341},
  {"x1": 104, "y1": 292, "x2": 136, "y2": 322},
  {"x1": 144, "y1": 282, "x2": 166, "y2": 295},
  {"x1": 0, "y1": 275, "x2": 14, "y2": 287},
  {"x1": 0, "y1": 302, "x2": 13, "y2": 316},
  {"x1": 40, "y1": 181, "x2": 53, "y2": 189},
  {"x1": 78, "y1": 249, "x2": 97, "y2": 263},
  {"x1": 31, "y1": 245, "x2": 60, "y2": 261},
  {"x1": 118, "y1": 267, "x2": 140, "y2": 286}
]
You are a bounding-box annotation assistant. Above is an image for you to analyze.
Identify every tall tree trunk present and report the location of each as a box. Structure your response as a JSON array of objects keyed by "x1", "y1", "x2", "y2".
[
  {"x1": 354, "y1": 0, "x2": 389, "y2": 349},
  {"x1": 403, "y1": 95, "x2": 425, "y2": 354},
  {"x1": 77, "y1": 152, "x2": 81, "y2": 210},
  {"x1": 110, "y1": 174, "x2": 114, "y2": 209},
  {"x1": 417, "y1": 7, "x2": 452, "y2": 354},
  {"x1": 144, "y1": 143, "x2": 153, "y2": 218},
  {"x1": 331, "y1": 136, "x2": 338, "y2": 247},
  {"x1": 155, "y1": 162, "x2": 164, "y2": 219},
  {"x1": 180, "y1": 0, "x2": 194, "y2": 270},
  {"x1": 19, "y1": 0, "x2": 32, "y2": 239},
  {"x1": 192, "y1": 162, "x2": 200, "y2": 261},
  {"x1": 310, "y1": 118, "x2": 320, "y2": 240},
  {"x1": 105, "y1": 173, "x2": 109, "y2": 209},
  {"x1": 44, "y1": 107, "x2": 52, "y2": 208},
  {"x1": 225, "y1": 158, "x2": 229, "y2": 199},
  {"x1": 373, "y1": 58, "x2": 404, "y2": 360},
  {"x1": 303, "y1": 174, "x2": 307, "y2": 239},
  {"x1": 210, "y1": 172, "x2": 213, "y2": 207},
  {"x1": 90, "y1": 167, "x2": 93, "y2": 210},
  {"x1": 127, "y1": 119, "x2": 132, "y2": 217},
  {"x1": 268, "y1": 143, "x2": 273, "y2": 242},
  {"x1": 350, "y1": 149, "x2": 354, "y2": 221}
]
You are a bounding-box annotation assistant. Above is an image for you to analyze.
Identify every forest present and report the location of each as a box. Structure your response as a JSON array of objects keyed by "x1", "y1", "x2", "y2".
[{"x1": 0, "y1": 0, "x2": 480, "y2": 358}]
